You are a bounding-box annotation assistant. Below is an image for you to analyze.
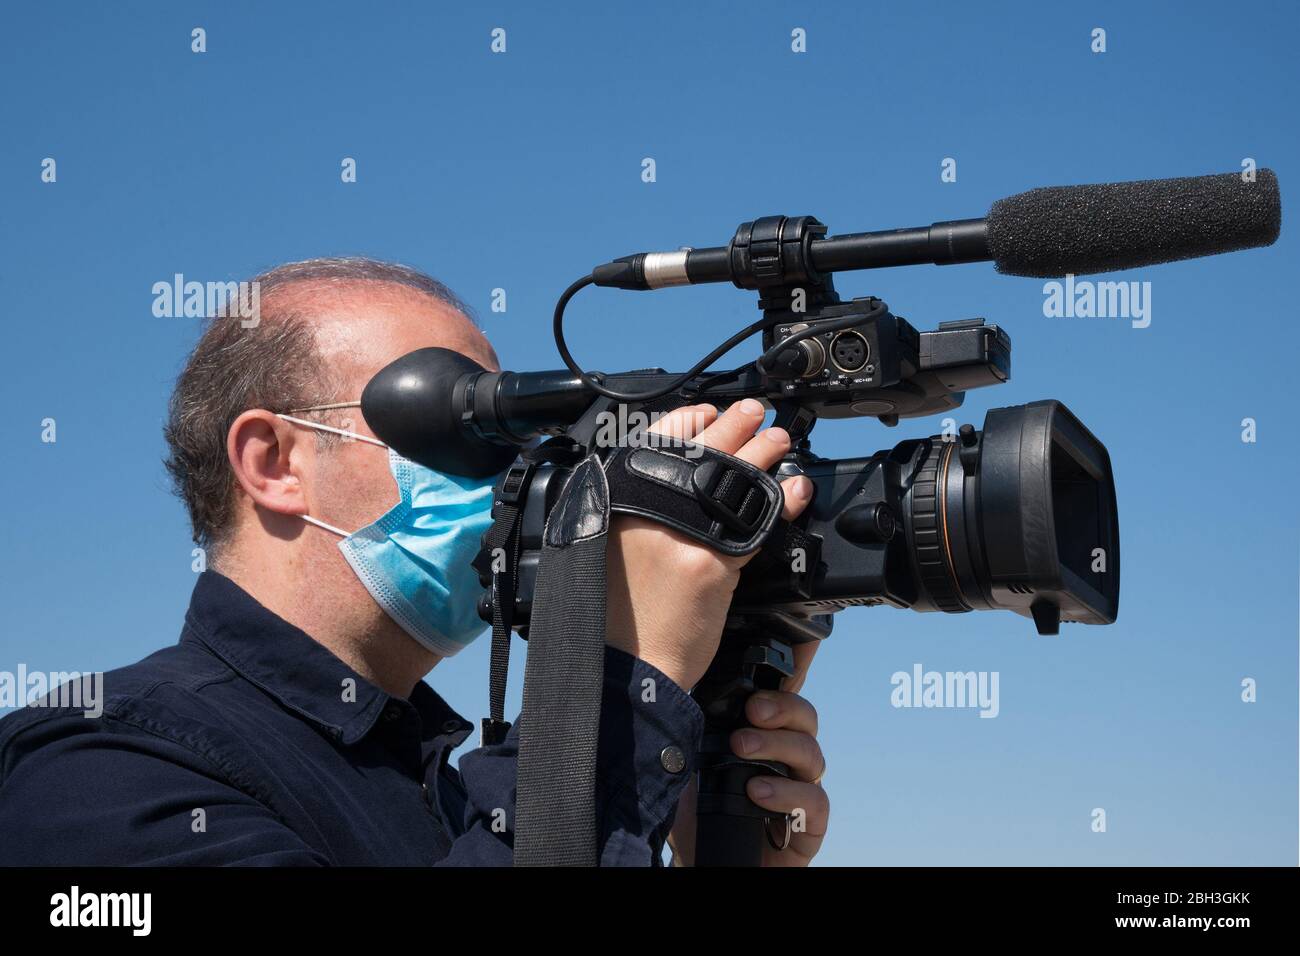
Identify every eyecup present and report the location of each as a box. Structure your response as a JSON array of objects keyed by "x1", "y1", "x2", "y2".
[{"x1": 361, "y1": 347, "x2": 520, "y2": 478}]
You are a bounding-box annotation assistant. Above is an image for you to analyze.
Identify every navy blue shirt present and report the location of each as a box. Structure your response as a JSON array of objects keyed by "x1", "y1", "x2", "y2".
[{"x1": 0, "y1": 571, "x2": 703, "y2": 866}]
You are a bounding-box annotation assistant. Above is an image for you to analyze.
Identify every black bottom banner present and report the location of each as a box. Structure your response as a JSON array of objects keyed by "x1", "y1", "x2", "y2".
[{"x1": 0, "y1": 865, "x2": 1292, "y2": 940}]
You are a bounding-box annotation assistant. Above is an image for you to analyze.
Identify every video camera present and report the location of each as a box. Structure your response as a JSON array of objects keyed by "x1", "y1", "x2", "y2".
[{"x1": 360, "y1": 169, "x2": 1280, "y2": 866}]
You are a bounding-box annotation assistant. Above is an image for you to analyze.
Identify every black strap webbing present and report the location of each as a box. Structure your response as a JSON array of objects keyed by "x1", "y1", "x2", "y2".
[
  {"x1": 480, "y1": 497, "x2": 521, "y2": 747},
  {"x1": 513, "y1": 455, "x2": 610, "y2": 866}
]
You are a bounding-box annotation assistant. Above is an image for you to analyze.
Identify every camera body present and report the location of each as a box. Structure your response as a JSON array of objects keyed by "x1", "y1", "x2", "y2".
[
  {"x1": 475, "y1": 404, "x2": 1118, "y2": 643},
  {"x1": 450, "y1": 298, "x2": 1115, "y2": 640}
]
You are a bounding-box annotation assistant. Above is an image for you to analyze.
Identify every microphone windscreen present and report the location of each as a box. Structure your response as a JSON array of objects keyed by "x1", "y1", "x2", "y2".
[{"x1": 986, "y1": 169, "x2": 1281, "y2": 277}]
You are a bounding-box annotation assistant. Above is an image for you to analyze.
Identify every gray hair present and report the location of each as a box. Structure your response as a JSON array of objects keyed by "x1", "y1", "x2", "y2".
[{"x1": 163, "y1": 257, "x2": 472, "y2": 554}]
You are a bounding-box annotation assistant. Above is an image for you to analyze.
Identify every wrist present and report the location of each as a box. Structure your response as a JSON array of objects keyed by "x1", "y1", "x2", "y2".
[{"x1": 605, "y1": 631, "x2": 700, "y2": 691}]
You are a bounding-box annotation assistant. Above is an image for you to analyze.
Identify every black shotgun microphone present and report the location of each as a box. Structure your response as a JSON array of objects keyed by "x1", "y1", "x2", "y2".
[
  {"x1": 591, "y1": 169, "x2": 1281, "y2": 287},
  {"x1": 985, "y1": 169, "x2": 1282, "y2": 277}
]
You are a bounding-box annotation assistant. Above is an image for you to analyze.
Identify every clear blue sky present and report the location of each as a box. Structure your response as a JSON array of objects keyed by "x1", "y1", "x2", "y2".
[{"x1": 1, "y1": 0, "x2": 1295, "y2": 865}]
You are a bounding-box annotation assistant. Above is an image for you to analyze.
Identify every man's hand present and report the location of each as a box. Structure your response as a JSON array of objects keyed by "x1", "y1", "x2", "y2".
[
  {"x1": 666, "y1": 641, "x2": 829, "y2": 866},
  {"x1": 604, "y1": 398, "x2": 815, "y2": 690},
  {"x1": 603, "y1": 399, "x2": 829, "y2": 865}
]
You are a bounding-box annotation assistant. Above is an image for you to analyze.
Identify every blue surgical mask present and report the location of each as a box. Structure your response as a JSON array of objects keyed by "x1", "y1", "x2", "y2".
[{"x1": 277, "y1": 407, "x2": 497, "y2": 657}]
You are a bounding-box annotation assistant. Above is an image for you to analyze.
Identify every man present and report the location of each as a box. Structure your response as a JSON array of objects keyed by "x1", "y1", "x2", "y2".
[{"x1": 0, "y1": 258, "x2": 828, "y2": 866}]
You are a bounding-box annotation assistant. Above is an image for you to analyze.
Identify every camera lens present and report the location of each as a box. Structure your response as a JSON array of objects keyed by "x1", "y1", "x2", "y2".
[{"x1": 902, "y1": 400, "x2": 1120, "y2": 634}]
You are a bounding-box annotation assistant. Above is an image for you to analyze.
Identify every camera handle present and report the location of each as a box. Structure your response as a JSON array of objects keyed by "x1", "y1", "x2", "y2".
[
  {"x1": 691, "y1": 627, "x2": 795, "y2": 866},
  {"x1": 690, "y1": 611, "x2": 831, "y2": 866}
]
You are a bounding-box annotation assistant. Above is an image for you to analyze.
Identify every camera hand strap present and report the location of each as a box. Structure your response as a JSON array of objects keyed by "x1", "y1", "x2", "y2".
[{"x1": 513, "y1": 439, "x2": 783, "y2": 866}]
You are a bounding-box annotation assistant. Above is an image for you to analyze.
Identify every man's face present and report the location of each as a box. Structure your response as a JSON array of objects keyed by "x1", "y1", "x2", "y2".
[
  {"x1": 250, "y1": 280, "x2": 499, "y2": 654},
  {"x1": 288, "y1": 282, "x2": 498, "y2": 540}
]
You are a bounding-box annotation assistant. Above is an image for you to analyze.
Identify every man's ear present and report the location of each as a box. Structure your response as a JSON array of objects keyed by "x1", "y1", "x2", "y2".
[{"x1": 227, "y1": 410, "x2": 313, "y2": 518}]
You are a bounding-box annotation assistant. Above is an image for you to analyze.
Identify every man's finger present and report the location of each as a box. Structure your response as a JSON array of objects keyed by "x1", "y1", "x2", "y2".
[
  {"x1": 731, "y1": 728, "x2": 825, "y2": 784},
  {"x1": 745, "y1": 690, "x2": 818, "y2": 736},
  {"x1": 645, "y1": 403, "x2": 717, "y2": 441},
  {"x1": 689, "y1": 398, "x2": 768, "y2": 455},
  {"x1": 783, "y1": 639, "x2": 820, "y2": 694},
  {"x1": 746, "y1": 777, "x2": 830, "y2": 838},
  {"x1": 724, "y1": 424, "x2": 792, "y2": 476},
  {"x1": 779, "y1": 475, "x2": 813, "y2": 522}
]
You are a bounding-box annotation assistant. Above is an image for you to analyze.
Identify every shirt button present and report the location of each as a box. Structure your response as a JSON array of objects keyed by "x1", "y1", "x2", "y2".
[
  {"x1": 383, "y1": 703, "x2": 402, "y2": 722},
  {"x1": 659, "y1": 746, "x2": 686, "y2": 774}
]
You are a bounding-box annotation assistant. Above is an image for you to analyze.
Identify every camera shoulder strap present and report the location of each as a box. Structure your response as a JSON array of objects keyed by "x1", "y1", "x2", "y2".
[
  {"x1": 512, "y1": 438, "x2": 783, "y2": 866},
  {"x1": 514, "y1": 453, "x2": 609, "y2": 865}
]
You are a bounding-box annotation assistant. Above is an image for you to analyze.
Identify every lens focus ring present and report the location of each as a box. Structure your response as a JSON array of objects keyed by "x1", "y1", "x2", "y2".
[{"x1": 909, "y1": 440, "x2": 968, "y2": 613}]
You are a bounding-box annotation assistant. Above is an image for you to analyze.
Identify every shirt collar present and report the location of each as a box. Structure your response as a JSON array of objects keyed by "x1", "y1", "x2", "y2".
[{"x1": 181, "y1": 570, "x2": 471, "y2": 747}]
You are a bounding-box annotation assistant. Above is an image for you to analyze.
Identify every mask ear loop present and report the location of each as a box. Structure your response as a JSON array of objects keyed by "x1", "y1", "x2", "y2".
[
  {"x1": 286, "y1": 401, "x2": 364, "y2": 413},
  {"x1": 275, "y1": 406, "x2": 387, "y2": 538},
  {"x1": 300, "y1": 514, "x2": 351, "y2": 537},
  {"x1": 275, "y1": 414, "x2": 388, "y2": 447}
]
